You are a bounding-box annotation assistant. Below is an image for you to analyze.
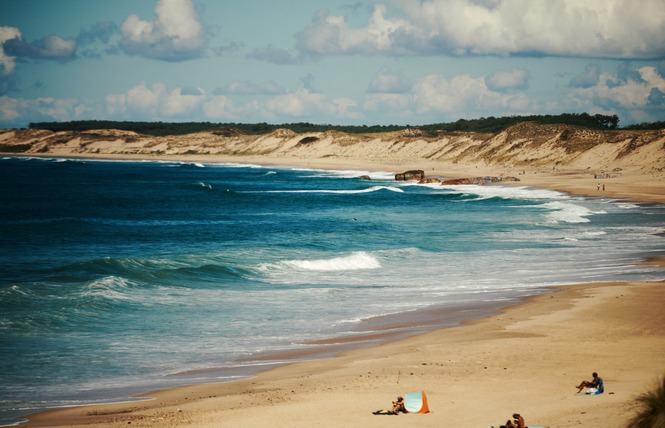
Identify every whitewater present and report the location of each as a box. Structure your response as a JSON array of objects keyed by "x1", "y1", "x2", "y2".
[{"x1": 0, "y1": 157, "x2": 664, "y2": 425}]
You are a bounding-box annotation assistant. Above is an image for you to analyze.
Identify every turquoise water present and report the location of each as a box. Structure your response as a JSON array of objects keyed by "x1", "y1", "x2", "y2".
[{"x1": 1, "y1": 156, "x2": 664, "y2": 424}]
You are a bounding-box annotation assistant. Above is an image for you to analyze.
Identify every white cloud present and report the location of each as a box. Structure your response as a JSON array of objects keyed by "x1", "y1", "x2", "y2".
[
  {"x1": 31, "y1": 35, "x2": 76, "y2": 58},
  {"x1": 297, "y1": 0, "x2": 665, "y2": 59},
  {"x1": 265, "y1": 87, "x2": 329, "y2": 117},
  {"x1": 105, "y1": 94, "x2": 126, "y2": 117},
  {"x1": 248, "y1": 45, "x2": 301, "y2": 65},
  {"x1": 362, "y1": 73, "x2": 533, "y2": 122},
  {"x1": 120, "y1": 0, "x2": 207, "y2": 61},
  {"x1": 202, "y1": 95, "x2": 235, "y2": 119},
  {"x1": 2, "y1": 31, "x2": 76, "y2": 61},
  {"x1": 0, "y1": 26, "x2": 21, "y2": 76},
  {"x1": 486, "y1": 69, "x2": 530, "y2": 91},
  {"x1": 106, "y1": 82, "x2": 205, "y2": 119},
  {"x1": 561, "y1": 65, "x2": 665, "y2": 123},
  {"x1": 126, "y1": 82, "x2": 163, "y2": 115},
  {"x1": 35, "y1": 97, "x2": 79, "y2": 121},
  {"x1": 413, "y1": 74, "x2": 531, "y2": 114},
  {"x1": 0, "y1": 95, "x2": 82, "y2": 124},
  {"x1": 368, "y1": 70, "x2": 412, "y2": 93},
  {"x1": 297, "y1": 5, "x2": 413, "y2": 55},
  {"x1": 161, "y1": 87, "x2": 205, "y2": 116},
  {"x1": 0, "y1": 95, "x2": 20, "y2": 121},
  {"x1": 570, "y1": 66, "x2": 665, "y2": 109},
  {"x1": 331, "y1": 97, "x2": 362, "y2": 121}
]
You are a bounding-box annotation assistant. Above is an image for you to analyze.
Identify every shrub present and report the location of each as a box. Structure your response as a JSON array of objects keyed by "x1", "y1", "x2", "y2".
[{"x1": 628, "y1": 376, "x2": 665, "y2": 428}]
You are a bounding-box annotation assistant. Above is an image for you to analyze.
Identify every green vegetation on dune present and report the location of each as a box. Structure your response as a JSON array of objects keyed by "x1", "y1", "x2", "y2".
[{"x1": 27, "y1": 112, "x2": 634, "y2": 137}]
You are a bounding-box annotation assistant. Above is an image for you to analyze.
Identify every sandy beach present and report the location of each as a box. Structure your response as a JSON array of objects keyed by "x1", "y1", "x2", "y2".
[{"x1": 3, "y1": 125, "x2": 664, "y2": 428}]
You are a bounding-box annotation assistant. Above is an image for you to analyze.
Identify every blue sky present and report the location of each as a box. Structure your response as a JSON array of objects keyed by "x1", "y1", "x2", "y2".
[{"x1": 1, "y1": 0, "x2": 664, "y2": 128}]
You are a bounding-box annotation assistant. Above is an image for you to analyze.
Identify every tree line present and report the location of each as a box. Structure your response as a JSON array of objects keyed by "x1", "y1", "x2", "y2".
[{"x1": 28, "y1": 113, "x2": 634, "y2": 137}]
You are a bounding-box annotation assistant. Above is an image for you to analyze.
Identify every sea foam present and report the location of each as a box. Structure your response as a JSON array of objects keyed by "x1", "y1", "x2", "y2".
[{"x1": 263, "y1": 251, "x2": 381, "y2": 272}]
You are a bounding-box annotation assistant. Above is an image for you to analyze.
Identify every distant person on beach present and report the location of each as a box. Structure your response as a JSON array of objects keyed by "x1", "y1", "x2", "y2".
[
  {"x1": 392, "y1": 396, "x2": 406, "y2": 413},
  {"x1": 576, "y1": 372, "x2": 604, "y2": 393}
]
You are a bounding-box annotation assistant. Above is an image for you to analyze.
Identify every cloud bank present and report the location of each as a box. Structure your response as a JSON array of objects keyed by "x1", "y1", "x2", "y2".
[{"x1": 297, "y1": 0, "x2": 665, "y2": 59}]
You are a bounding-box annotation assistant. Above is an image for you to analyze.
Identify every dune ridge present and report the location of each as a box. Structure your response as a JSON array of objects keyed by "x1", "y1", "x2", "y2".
[{"x1": 2, "y1": 123, "x2": 664, "y2": 176}]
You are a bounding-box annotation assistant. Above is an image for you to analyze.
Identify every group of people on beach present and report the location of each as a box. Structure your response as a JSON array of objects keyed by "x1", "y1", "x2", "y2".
[
  {"x1": 496, "y1": 372, "x2": 603, "y2": 426},
  {"x1": 379, "y1": 371, "x2": 604, "y2": 426}
]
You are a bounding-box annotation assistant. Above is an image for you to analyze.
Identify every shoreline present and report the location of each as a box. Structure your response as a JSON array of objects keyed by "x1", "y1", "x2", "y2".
[
  {"x1": 6, "y1": 151, "x2": 665, "y2": 204},
  {"x1": 6, "y1": 153, "x2": 665, "y2": 427},
  {"x1": 20, "y1": 280, "x2": 665, "y2": 428}
]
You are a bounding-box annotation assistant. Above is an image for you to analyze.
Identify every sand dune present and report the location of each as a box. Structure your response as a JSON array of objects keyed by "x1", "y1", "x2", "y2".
[{"x1": 1, "y1": 123, "x2": 664, "y2": 175}]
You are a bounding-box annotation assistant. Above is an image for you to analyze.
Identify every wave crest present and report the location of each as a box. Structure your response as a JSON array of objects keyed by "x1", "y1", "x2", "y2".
[
  {"x1": 263, "y1": 251, "x2": 381, "y2": 272},
  {"x1": 247, "y1": 185, "x2": 404, "y2": 195},
  {"x1": 540, "y1": 201, "x2": 594, "y2": 223}
]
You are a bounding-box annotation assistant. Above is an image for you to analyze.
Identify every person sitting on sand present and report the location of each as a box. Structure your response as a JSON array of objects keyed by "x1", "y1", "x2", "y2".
[
  {"x1": 392, "y1": 396, "x2": 406, "y2": 413},
  {"x1": 499, "y1": 413, "x2": 525, "y2": 428},
  {"x1": 576, "y1": 372, "x2": 604, "y2": 394}
]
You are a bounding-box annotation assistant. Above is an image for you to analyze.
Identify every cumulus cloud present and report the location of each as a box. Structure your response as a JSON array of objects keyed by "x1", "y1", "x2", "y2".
[
  {"x1": 0, "y1": 27, "x2": 21, "y2": 94},
  {"x1": 106, "y1": 82, "x2": 205, "y2": 119},
  {"x1": 0, "y1": 27, "x2": 21, "y2": 75},
  {"x1": 0, "y1": 96, "x2": 21, "y2": 121},
  {"x1": 119, "y1": 0, "x2": 207, "y2": 61},
  {"x1": 581, "y1": 66, "x2": 664, "y2": 108},
  {"x1": 368, "y1": 70, "x2": 412, "y2": 93},
  {"x1": 297, "y1": 5, "x2": 413, "y2": 55},
  {"x1": 3, "y1": 34, "x2": 76, "y2": 60},
  {"x1": 364, "y1": 72, "x2": 533, "y2": 122},
  {"x1": 265, "y1": 87, "x2": 328, "y2": 117},
  {"x1": 570, "y1": 64, "x2": 601, "y2": 88},
  {"x1": 76, "y1": 21, "x2": 119, "y2": 58},
  {"x1": 248, "y1": 45, "x2": 301, "y2": 65},
  {"x1": 263, "y1": 86, "x2": 360, "y2": 120},
  {"x1": 647, "y1": 88, "x2": 665, "y2": 105},
  {"x1": 0, "y1": 95, "x2": 84, "y2": 124},
  {"x1": 202, "y1": 95, "x2": 236, "y2": 119},
  {"x1": 567, "y1": 65, "x2": 665, "y2": 122},
  {"x1": 486, "y1": 69, "x2": 530, "y2": 91},
  {"x1": 413, "y1": 73, "x2": 531, "y2": 114},
  {"x1": 296, "y1": 0, "x2": 665, "y2": 59}
]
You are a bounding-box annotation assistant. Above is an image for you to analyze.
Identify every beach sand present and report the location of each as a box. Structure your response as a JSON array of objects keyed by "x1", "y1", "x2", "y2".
[{"x1": 14, "y1": 155, "x2": 665, "y2": 428}]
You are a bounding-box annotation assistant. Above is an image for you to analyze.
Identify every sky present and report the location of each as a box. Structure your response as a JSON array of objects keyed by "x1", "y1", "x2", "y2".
[{"x1": 1, "y1": 0, "x2": 664, "y2": 128}]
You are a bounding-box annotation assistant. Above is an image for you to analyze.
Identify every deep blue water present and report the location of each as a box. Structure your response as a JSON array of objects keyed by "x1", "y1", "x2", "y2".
[{"x1": 1, "y1": 156, "x2": 664, "y2": 425}]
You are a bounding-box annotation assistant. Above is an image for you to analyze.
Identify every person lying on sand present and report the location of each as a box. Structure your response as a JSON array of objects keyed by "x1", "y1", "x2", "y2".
[
  {"x1": 372, "y1": 395, "x2": 406, "y2": 415},
  {"x1": 576, "y1": 372, "x2": 604, "y2": 394}
]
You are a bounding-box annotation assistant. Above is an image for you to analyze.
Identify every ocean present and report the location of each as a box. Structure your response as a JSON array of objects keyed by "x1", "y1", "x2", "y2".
[{"x1": 1, "y1": 156, "x2": 664, "y2": 425}]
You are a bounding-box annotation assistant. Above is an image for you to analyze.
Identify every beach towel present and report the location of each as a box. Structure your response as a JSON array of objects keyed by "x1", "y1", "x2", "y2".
[
  {"x1": 576, "y1": 388, "x2": 602, "y2": 396},
  {"x1": 372, "y1": 409, "x2": 398, "y2": 415}
]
